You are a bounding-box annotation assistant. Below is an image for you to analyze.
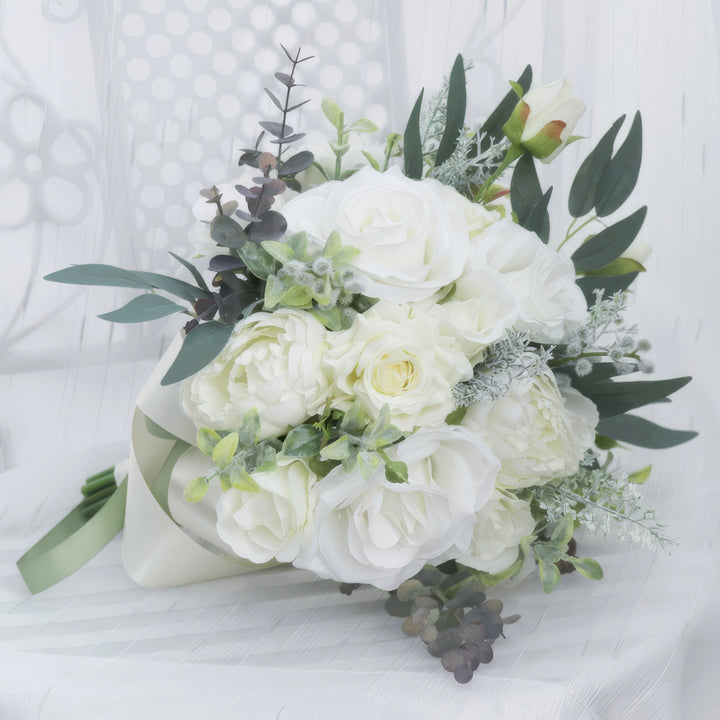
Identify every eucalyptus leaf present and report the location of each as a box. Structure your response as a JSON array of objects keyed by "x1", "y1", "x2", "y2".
[
  {"x1": 280, "y1": 151, "x2": 314, "y2": 175},
  {"x1": 570, "y1": 557, "x2": 604, "y2": 581},
  {"x1": 283, "y1": 425, "x2": 324, "y2": 458},
  {"x1": 237, "y1": 239, "x2": 278, "y2": 280},
  {"x1": 264, "y1": 87, "x2": 284, "y2": 111},
  {"x1": 595, "y1": 111, "x2": 643, "y2": 217},
  {"x1": 161, "y1": 321, "x2": 235, "y2": 386},
  {"x1": 435, "y1": 54, "x2": 466, "y2": 167},
  {"x1": 258, "y1": 120, "x2": 294, "y2": 137},
  {"x1": 269, "y1": 132, "x2": 306, "y2": 145},
  {"x1": 572, "y1": 206, "x2": 647, "y2": 273},
  {"x1": 97, "y1": 294, "x2": 187, "y2": 323},
  {"x1": 568, "y1": 115, "x2": 625, "y2": 218},
  {"x1": 404, "y1": 89, "x2": 424, "y2": 179},
  {"x1": 212, "y1": 433, "x2": 239, "y2": 469},
  {"x1": 183, "y1": 477, "x2": 209, "y2": 504},
  {"x1": 208, "y1": 255, "x2": 246, "y2": 272},
  {"x1": 211, "y1": 214, "x2": 249, "y2": 249},
  {"x1": 596, "y1": 414, "x2": 697, "y2": 448},
  {"x1": 197, "y1": 428, "x2": 222, "y2": 456}
]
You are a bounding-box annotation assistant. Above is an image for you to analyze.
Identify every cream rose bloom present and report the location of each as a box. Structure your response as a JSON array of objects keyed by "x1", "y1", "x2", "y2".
[
  {"x1": 326, "y1": 301, "x2": 472, "y2": 432},
  {"x1": 216, "y1": 457, "x2": 316, "y2": 564},
  {"x1": 462, "y1": 371, "x2": 598, "y2": 488},
  {"x1": 458, "y1": 489, "x2": 536, "y2": 574},
  {"x1": 281, "y1": 166, "x2": 471, "y2": 302},
  {"x1": 428, "y1": 268, "x2": 518, "y2": 364},
  {"x1": 294, "y1": 425, "x2": 499, "y2": 590},
  {"x1": 180, "y1": 308, "x2": 332, "y2": 438},
  {"x1": 467, "y1": 218, "x2": 587, "y2": 342}
]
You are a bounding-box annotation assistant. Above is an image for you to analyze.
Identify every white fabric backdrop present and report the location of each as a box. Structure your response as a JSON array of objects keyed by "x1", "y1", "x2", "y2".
[{"x1": 1, "y1": 1, "x2": 719, "y2": 718}]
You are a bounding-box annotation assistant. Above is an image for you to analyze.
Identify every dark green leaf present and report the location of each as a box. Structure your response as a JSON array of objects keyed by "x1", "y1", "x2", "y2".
[
  {"x1": 574, "y1": 376, "x2": 692, "y2": 418},
  {"x1": 132, "y1": 271, "x2": 210, "y2": 302},
  {"x1": 572, "y1": 206, "x2": 647, "y2": 273},
  {"x1": 161, "y1": 321, "x2": 235, "y2": 386},
  {"x1": 45, "y1": 264, "x2": 156, "y2": 290},
  {"x1": 208, "y1": 255, "x2": 245, "y2": 272},
  {"x1": 510, "y1": 155, "x2": 552, "y2": 243},
  {"x1": 404, "y1": 89, "x2": 424, "y2": 179},
  {"x1": 98, "y1": 294, "x2": 187, "y2": 323},
  {"x1": 245, "y1": 210, "x2": 287, "y2": 242},
  {"x1": 576, "y1": 272, "x2": 639, "y2": 306},
  {"x1": 259, "y1": 120, "x2": 293, "y2": 137},
  {"x1": 169, "y1": 252, "x2": 209, "y2": 292},
  {"x1": 524, "y1": 187, "x2": 552, "y2": 243},
  {"x1": 211, "y1": 215, "x2": 249, "y2": 249},
  {"x1": 280, "y1": 151, "x2": 314, "y2": 175},
  {"x1": 568, "y1": 115, "x2": 625, "y2": 218},
  {"x1": 478, "y1": 65, "x2": 532, "y2": 143},
  {"x1": 264, "y1": 87, "x2": 284, "y2": 111},
  {"x1": 596, "y1": 414, "x2": 698, "y2": 448},
  {"x1": 595, "y1": 111, "x2": 643, "y2": 217},
  {"x1": 435, "y1": 54, "x2": 466, "y2": 167}
]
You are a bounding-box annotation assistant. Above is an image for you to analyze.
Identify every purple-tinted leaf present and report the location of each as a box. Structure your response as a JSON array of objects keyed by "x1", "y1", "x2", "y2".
[
  {"x1": 258, "y1": 120, "x2": 294, "y2": 137},
  {"x1": 261, "y1": 178, "x2": 287, "y2": 196},
  {"x1": 247, "y1": 193, "x2": 274, "y2": 218},
  {"x1": 208, "y1": 255, "x2": 245, "y2": 272},
  {"x1": 252, "y1": 176, "x2": 280, "y2": 185},
  {"x1": 279, "y1": 151, "x2": 314, "y2": 175},
  {"x1": 235, "y1": 184, "x2": 260, "y2": 199},
  {"x1": 235, "y1": 208, "x2": 262, "y2": 223},
  {"x1": 238, "y1": 150, "x2": 260, "y2": 168},
  {"x1": 245, "y1": 210, "x2": 287, "y2": 242}
]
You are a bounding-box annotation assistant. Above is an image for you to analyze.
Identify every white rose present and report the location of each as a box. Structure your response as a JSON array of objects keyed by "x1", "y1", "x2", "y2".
[
  {"x1": 503, "y1": 79, "x2": 586, "y2": 162},
  {"x1": 326, "y1": 301, "x2": 472, "y2": 432},
  {"x1": 216, "y1": 456, "x2": 316, "y2": 564},
  {"x1": 180, "y1": 308, "x2": 332, "y2": 438},
  {"x1": 462, "y1": 371, "x2": 598, "y2": 488},
  {"x1": 434, "y1": 181, "x2": 502, "y2": 238},
  {"x1": 429, "y1": 268, "x2": 518, "y2": 364},
  {"x1": 281, "y1": 166, "x2": 471, "y2": 302},
  {"x1": 458, "y1": 489, "x2": 536, "y2": 575},
  {"x1": 468, "y1": 218, "x2": 587, "y2": 342},
  {"x1": 294, "y1": 425, "x2": 499, "y2": 590}
]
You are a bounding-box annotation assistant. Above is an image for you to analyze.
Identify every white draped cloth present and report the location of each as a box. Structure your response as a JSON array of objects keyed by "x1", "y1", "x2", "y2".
[{"x1": 1, "y1": 1, "x2": 719, "y2": 718}]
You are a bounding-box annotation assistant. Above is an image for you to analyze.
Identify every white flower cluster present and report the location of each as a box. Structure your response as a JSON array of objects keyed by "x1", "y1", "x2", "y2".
[{"x1": 180, "y1": 166, "x2": 597, "y2": 590}]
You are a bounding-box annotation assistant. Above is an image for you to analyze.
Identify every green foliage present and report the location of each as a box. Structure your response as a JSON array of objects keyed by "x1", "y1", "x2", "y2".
[
  {"x1": 478, "y1": 65, "x2": 532, "y2": 144},
  {"x1": 183, "y1": 477, "x2": 210, "y2": 504},
  {"x1": 435, "y1": 54, "x2": 467, "y2": 167},
  {"x1": 511, "y1": 154, "x2": 551, "y2": 243},
  {"x1": 161, "y1": 321, "x2": 235, "y2": 386},
  {"x1": 98, "y1": 294, "x2": 187, "y2": 323},
  {"x1": 404, "y1": 89, "x2": 425, "y2": 179},
  {"x1": 596, "y1": 414, "x2": 697, "y2": 448},
  {"x1": 572, "y1": 206, "x2": 647, "y2": 273}
]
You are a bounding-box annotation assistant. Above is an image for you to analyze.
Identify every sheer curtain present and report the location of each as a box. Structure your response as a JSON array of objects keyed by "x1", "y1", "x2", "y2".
[{"x1": 1, "y1": 2, "x2": 718, "y2": 718}]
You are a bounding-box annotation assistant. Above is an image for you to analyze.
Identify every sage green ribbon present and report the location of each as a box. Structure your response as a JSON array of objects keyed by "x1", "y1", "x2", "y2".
[{"x1": 16, "y1": 436, "x2": 189, "y2": 595}]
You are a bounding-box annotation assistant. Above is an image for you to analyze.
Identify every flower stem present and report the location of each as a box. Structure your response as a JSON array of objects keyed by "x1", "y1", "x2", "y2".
[
  {"x1": 557, "y1": 214, "x2": 599, "y2": 250},
  {"x1": 473, "y1": 144, "x2": 524, "y2": 202}
]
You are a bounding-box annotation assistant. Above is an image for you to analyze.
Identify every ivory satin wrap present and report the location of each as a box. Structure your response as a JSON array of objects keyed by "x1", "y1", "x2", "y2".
[{"x1": 122, "y1": 335, "x2": 275, "y2": 587}]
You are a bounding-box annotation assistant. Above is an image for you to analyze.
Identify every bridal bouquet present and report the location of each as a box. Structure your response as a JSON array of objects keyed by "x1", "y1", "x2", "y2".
[{"x1": 20, "y1": 48, "x2": 696, "y2": 684}]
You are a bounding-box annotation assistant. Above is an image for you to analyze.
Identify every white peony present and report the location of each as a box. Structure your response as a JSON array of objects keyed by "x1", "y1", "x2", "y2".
[
  {"x1": 216, "y1": 457, "x2": 317, "y2": 564},
  {"x1": 467, "y1": 218, "x2": 587, "y2": 342},
  {"x1": 462, "y1": 371, "x2": 598, "y2": 488},
  {"x1": 428, "y1": 268, "x2": 518, "y2": 364},
  {"x1": 458, "y1": 489, "x2": 536, "y2": 575},
  {"x1": 294, "y1": 425, "x2": 499, "y2": 590},
  {"x1": 281, "y1": 166, "x2": 471, "y2": 302},
  {"x1": 326, "y1": 301, "x2": 472, "y2": 432},
  {"x1": 180, "y1": 308, "x2": 332, "y2": 438}
]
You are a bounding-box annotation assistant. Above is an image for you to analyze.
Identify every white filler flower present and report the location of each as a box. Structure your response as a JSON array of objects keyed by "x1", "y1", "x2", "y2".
[
  {"x1": 462, "y1": 371, "x2": 598, "y2": 488},
  {"x1": 180, "y1": 308, "x2": 332, "y2": 438},
  {"x1": 294, "y1": 425, "x2": 499, "y2": 591},
  {"x1": 281, "y1": 166, "x2": 472, "y2": 302},
  {"x1": 216, "y1": 457, "x2": 317, "y2": 564},
  {"x1": 326, "y1": 301, "x2": 472, "y2": 432}
]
